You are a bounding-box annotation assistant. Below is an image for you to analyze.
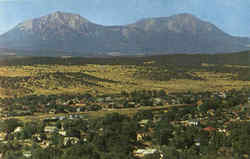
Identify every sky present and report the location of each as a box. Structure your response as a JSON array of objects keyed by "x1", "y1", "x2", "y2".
[{"x1": 0, "y1": 0, "x2": 250, "y2": 37}]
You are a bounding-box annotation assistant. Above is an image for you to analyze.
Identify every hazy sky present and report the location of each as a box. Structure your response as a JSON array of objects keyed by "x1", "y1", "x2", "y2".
[{"x1": 0, "y1": 0, "x2": 250, "y2": 37}]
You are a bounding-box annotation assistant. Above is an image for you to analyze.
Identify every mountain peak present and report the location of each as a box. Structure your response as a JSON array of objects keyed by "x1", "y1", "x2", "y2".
[
  {"x1": 172, "y1": 13, "x2": 197, "y2": 18},
  {"x1": 49, "y1": 11, "x2": 81, "y2": 19},
  {"x1": 131, "y1": 13, "x2": 219, "y2": 34},
  {"x1": 14, "y1": 11, "x2": 96, "y2": 38},
  {"x1": 1, "y1": 12, "x2": 249, "y2": 55},
  {"x1": 43, "y1": 11, "x2": 90, "y2": 24}
]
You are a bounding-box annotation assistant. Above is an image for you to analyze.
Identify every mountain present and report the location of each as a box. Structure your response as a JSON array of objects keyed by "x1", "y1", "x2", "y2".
[{"x1": 0, "y1": 11, "x2": 249, "y2": 56}]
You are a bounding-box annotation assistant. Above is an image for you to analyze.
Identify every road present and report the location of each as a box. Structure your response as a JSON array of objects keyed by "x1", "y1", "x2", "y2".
[{"x1": 5, "y1": 104, "x2": 194, "y2": 122}]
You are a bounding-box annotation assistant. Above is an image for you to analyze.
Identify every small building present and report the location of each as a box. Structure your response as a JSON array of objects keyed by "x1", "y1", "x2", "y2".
[
  {"x1": 153, "y1": 98, "x2": 163, "y2": 106},
  {"x1": 134, "y1": 149, "x2": 158, "y2": 158},
  {"x1": 136, "y1": 133, "x2": 150, "y2": 142},
  {"x1": 76, "y1": 107, "x2": 82, "y2": 113},
  {"x1": 49, "y1": 109, "x2": 57, "y2": 114},
  {"x1": 187, "y1": 119, "x2": 199, "y2": 126},
  {"x1": 194, "y1": 138, "x2": 201, "y2": 147},
  {"x1": 138, "y1": 120, "x2": 149, "y2": 127},
  {"x1": 64, "y1": 137, "x2": 80, "y2": 146},
  {"x1": 44, "y1": 126, "x2": 58, "y2": 133},
  {"x1": 32, "y1": 134, "x2": 42, "y2": 142},
  {"x1": 203, "y1": 126, "x2": 216, "y2": 132},
  {"x1": 69, "y1": 114, "x2": 74, "y2": 120},
  {"x1": 218, "y1": 128, "x2": 227, "y2": 133},
  {"x1": 248, "y1": 97, "x2": 250, "y2": 103},
  {"x1": 59, "y1": 130, "x2": 67, "y2": 136},
  {"x1": 218, "y1": 92, "x2": 227, "y2": 98},
  {"x1": 105, "y1": 96, "x2": 112, "y2": 102},
  {"x1": 40, "y1": 140, "x2": 51, "y2": 148},
  {"x1": 14, "y1": 127, "x2": 23, "y2": 133},
  {"x1": 59, "y1": 116, "x2": 66, "y2": 121},
  {"x1": 23, "y1": 151, "x2": 32, "y2": 158},
  {"x1": 180, "y1": 120, "x2": 199, "y2": 127},
  {"x1": 0, "y1": 133, "x2": 7, "y2": 141}
]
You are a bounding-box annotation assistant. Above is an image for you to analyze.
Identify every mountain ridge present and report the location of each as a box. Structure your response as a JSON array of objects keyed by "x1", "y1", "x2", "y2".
[{"x1": 0, "y1": 11, "x2": 249, "y2": 56}]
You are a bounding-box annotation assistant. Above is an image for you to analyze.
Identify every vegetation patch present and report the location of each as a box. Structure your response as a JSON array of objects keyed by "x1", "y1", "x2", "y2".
[{"x1": 133, "y1": 66, "x2": 204, "y2": 81}]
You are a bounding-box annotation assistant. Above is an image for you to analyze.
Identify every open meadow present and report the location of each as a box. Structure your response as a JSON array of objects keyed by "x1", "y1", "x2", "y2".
[{"x1": 0, "y1": 53, "x2": 250, "y2": 98}]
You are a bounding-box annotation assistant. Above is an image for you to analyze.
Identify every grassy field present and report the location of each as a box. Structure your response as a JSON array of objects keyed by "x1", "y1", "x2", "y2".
[{"x1": 0, "y1": 62, "x2": 250, "y2": 98}]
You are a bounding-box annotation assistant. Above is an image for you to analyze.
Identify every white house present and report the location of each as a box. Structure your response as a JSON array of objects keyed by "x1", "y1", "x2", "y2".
[
  {"x1": 44, "y1": 126, "x2": 58, "y2": 133},
  {"x1": 64, "y1": 137, "x2": 80, "y2": 146},
  {"x1": 134, "y1": 149, "x2": 157, "y2": 158},
  {"x1": 14, "y1": 127, "x2": 23, "y2": 133},
  {"x1": 59, "y1": 130, "x2": 67, "y2": 136},
  {"x1": 23, "y1": 151, "x2": 32, "y2": 158},
  {"x1": 0, "y1": 133, "x2": 7, "y2": 141}
]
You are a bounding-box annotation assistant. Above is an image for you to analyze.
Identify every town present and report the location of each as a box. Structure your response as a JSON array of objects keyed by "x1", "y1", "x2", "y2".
[{"x1": 0, "y1": 89, "x2": 250, "y2": 159}]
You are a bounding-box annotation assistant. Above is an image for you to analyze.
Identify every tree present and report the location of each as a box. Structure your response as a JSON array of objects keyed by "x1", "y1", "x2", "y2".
[
  {"x1": 154, "y1": 119, "x2": 174, "y2": 145},
  {"x1": 0, "y1": 119, "x2": 22, "y2": 134},
  {"x1": 133, "y1": 110, "x2": 153, "y2": 121}
]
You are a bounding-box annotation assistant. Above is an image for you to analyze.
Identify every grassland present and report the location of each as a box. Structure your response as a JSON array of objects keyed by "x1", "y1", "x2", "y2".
[{"x1": 0, "y1": 61, "x2": 250, "y2": 98}]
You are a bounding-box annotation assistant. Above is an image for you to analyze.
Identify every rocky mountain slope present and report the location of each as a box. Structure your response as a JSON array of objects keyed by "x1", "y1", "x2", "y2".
[{"x1": 0, "y1": 11, "x2": 249, "y2": 56}]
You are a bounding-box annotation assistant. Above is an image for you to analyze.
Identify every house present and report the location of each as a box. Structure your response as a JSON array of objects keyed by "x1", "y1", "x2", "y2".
[
  {"x1": 105, "y1": 96, "x2": 112, "y2": 102},
  {"x1": 40, "y1": 140, "x2": 51, "y2": 148},
  {"x1": 32, "y1": 134, "x2": 42, "y2": 142},
  {"x1": 64, "y1": 109, "x2": 71, "y2": 113},
  {"x1": 203, "y1": 126, "x2": 216, "y2": 132},
  {"x1": 69, "y1": 114, "x2": 74, "y2": 120},
  {"x1": 218, "y1": 92, "x2": 227, "y2": 98},
  {"x1": 59, "y1": 116, "x2": 66, "y2": 121},
  {"x1": 180, "y1": 120, "x2": 199, "y2": 127},
  {"x1": 127, "y1": 102, "x2": 136, "y2": 107},
  {"x1": 0, "y1": 133, "x2": 7, "y2": 141},
  {"x1": 64, "y1": 137, "x2": 80, "y2": 146},
  {"x1": 14, "y1": 127, "x2": 23, "y2": 133},
  {"x1": 188, "y1": 119, "x2": 199, "y2": 126},
  {"x1": 218, "y1": 128, "x2": 226, "y2": 133},
  {"x1": 194, "y1": 138, "x2": 201, "y2": 146},
  {"x1": 153, "y1": 98, "x2": 163, "y2": 106},
  {"x1": 136, "y1": 132, "x2": 150, "y2": 142},
  {"x1": 133, "y1": 149, "x2": 158, "y2": 158},
  {"x1": 23, "y1": 151, "x2": 32, "y2": 158},
  {"x1": 59, "y1": 130, "x2": 67, "y2": 136},
  {"x1": 44, "y1": 126, "x2": 58, "y2": 133},
  {"x1": 207, "y1": 109, "x2": 215, "y2": 116},
  {"x1": 138, "y1": 120, "x2": 149, "y2": 127},
  {"x1": 49, "y1": 109, "x2": 57, "y2": 114},
  {"x1": 76, "y1": 107, "x2": 82, "y2": 113}
]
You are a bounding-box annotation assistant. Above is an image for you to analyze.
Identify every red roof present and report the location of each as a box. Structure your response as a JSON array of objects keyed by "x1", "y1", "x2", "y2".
[{"x1": 203, "y1": 126, "x2": 216, "y2": 132}]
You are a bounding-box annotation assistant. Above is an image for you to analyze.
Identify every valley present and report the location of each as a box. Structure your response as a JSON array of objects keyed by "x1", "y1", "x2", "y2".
[
  {"x1": 1, "y1": 1, "x2": 250, "y2": 159},
  {"x1": 0, "y1": 53, "x2": 250, "y2": 158}
]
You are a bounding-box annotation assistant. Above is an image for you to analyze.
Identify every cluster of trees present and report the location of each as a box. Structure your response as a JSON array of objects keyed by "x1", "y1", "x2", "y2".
[
  {"x1": 134, "y1": 65, "x2": 203, "y2": 81},
  {"x1": 0, "y1": 71, "x2": 119, "y2": 94},
  {"x1": 121, "y1": 89, "x2": 166, "y2": 105},
  {"x1": 1, "y1": 99, "x2": 250, "y2": 159},
  {"x1": 2, "y1": 113, "x2": 250, "y2": 158},
  {"x1": 1, "y1": 51, "x2": 250, "y2": 67},
  {"x1": 153, "y1": 119, "x2": 250, "y2": 159},
  {"x1": 0, "y1": 93, "x2": 95, "y2": 114},
  {"x1": 198, "y1": 89, "x2": 248, "y2": 112},
  {"x1": 0, "y1": 113, "x2": 141, "y2": 159}
]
